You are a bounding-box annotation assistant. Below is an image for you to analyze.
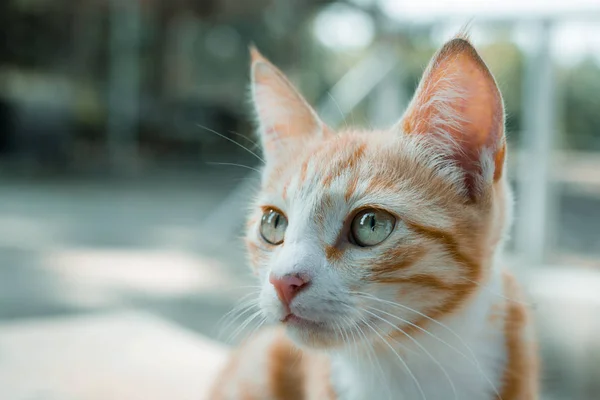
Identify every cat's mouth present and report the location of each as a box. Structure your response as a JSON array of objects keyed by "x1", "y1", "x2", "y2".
[
  {"x1": 279, "y1": 312, "x2": 339, "y2": 348},
  {"x1": 281, "y1": 310, "x2": 380, "y2": 338},
  {"x1": 279, "y1": 311, "x2": 370, "y2": 348}
]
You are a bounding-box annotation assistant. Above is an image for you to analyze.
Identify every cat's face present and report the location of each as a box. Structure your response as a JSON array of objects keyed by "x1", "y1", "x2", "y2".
[{"x1": 245, "y1": 38, "x2": 511, "y2": 349}]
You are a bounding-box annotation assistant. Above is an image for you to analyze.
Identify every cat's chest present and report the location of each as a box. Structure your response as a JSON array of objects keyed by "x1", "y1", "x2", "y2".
[
  {"x1": 328, "y1": 290, "x2": 507, "y2": 400},
  {"x1": 331, "y1": 348, "x2": 504, "y2": 400}
]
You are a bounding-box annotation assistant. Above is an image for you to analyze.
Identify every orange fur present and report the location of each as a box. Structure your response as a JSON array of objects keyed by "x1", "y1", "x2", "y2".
[
  {"x1": 269, "y1": 334, "x2": 305, "y2": 400},
  {"x1": 370, "y1": 246, "x2": 426, "y2": 278},
  {"x1": 325, "y1": 245, "x2": 344, "y2": 261},
  {"x1": 499, "y1": 272, "x2": 539, "y2": 400}
]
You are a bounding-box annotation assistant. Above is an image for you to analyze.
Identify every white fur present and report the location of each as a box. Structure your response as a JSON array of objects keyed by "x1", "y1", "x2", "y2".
[{"x1": 330, "y1": 269, "x2": 507, "y2": 400}]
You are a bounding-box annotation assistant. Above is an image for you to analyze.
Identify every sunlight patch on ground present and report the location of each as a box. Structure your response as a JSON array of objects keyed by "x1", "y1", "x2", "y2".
[
  {"x1": 0, "y1": 311, "x2": 229, "y2": 400},
  {"x1": 45, "y1": 248, "x2": 233, "y2": 298}
]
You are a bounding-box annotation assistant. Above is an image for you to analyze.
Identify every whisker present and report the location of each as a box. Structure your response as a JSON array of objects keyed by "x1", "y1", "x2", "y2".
[
  {"x1": 217, "y1": 291, "x2": 260, "y2": 323},
  {"x1": 326, "y1": 92, "x2": 348, "y2": 129},
  {"x1": 363, "y1": 306, "x2": 458, "y2": 400},
  {"x1": 361, "y1": 319, "x2": 397, "y2": 400},
  {"x1": 217, "y1": 297, "x2": 257, "y2": 328},
  {"x1": 246, "y1": 315, "x2": 267, "y2": 341},
  {"x1": 228, "y1": 130, "x2": 260, "y2": 149},
  {"x1": 351, "y1": 312, "x2": 407, "y2": 400},
  {"x1": 342, "y1": 304, "x2": 416, "y2": 357},
  {"x1": 217, "y1": 303, "x2": 259, "y2": 341},
  {"x1": 354, "y1": 291, "x2": 503, "y2": 400},
  {"x1": 289, "y1": 336, "x2": 304, "y2": 370},
  {"x1": 354, "y1": 318, "x2": 381, "y2": 389},
  {"x1": 334, "y1": 320, "x2": 348, "y2": 348},
  {"x1": 206, "y1": 162, "x2": 261, "y2": 173},
  {"x1": 361, "y1": 316, "x2": 427, "y2": 400},
  {"x1": 355, "y1": 291, "x2": 479, "y2": 360},
  {"x1": 227, "y1": 309, "x2": 263, "y2": 344},
  {"x1": 197, "y1": 123, "x2": 265, "y2": 164},
  {"x1": 459, "y1": 276, "x2": 534, "y2": 307},
  {"x1": 333, "y1": 320, "x2": 348, "y2": 357},
  {"x1": 220, "y1": 285, "x2": 263, "y2": 290},
  {"x1": 344, "y1": 316, "x2": 361, "y2": 365},
  {"x1": 216, "y1": 292, "x2": 261, "y2": 339},
  {"x1": 218, "y1": 302, "x2": 255, "y2": 330},
  {"x1": 365, "y1": 301, "x2": 472, "y2": 361}
]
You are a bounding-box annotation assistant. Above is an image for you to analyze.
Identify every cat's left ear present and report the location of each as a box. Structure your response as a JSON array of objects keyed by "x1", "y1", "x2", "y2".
[
  {"x1": 397, "y1": 37, "x2": 505, "y2": 200},
  {"x1": 250, "y1": 46, "x2": 329, "y2": 163}
]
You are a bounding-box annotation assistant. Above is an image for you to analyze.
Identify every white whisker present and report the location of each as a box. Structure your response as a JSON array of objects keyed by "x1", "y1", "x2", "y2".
[
  {"x1": 362, "y1": 317, "x2": 427, "y2": 400},
  {"x1": 355, "y1": 291, "x2": 503, "y2": 400},
  {"x1": 354, "y1": 318, "x2": 381, "y2": 389},
  {"x1": 459, "y1": 276, "x2": 533, "y2": 307},
  {"x1": 197, "y1": 123, "x2": 265, "y2": 164},
  {"x1": 206, "y1": 162, "x2": 261, "y2": 173},
  {"x1": 246, "y1": 315, "x2": 267, "y2": 340},
  {"x1": 364, "y1": 300, "x2": 472, "y2": 361},
  {"x1": 217, "y1": 291, "x2": 260, "y2": 326},
  {"x1": 227, "y1": 309, "x2": 263, "y2": 344},
  {"x1": 363, "y1": 306, "x2": 458, "y2": 400},
  {"x1": 228, "y1": 130, "x2": 260, "y2": 149},
  {"x1": 218, "y1": 303, "x2": 258, "y2": 341},
  {"x1": 326, "y1": 92, "x2": 348, "y2": 129},
  {"x1": 217, "y1": 291, "x2": 261, "y2": 340}
]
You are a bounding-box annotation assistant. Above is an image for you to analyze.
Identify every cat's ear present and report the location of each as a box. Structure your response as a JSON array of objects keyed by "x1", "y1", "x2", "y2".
[
  {"x1": 398, "y1": 37, "x2": 505, "y2": 200},
  {"x1": 250, "y1": 46, "x2": 329, "y2": 162}
]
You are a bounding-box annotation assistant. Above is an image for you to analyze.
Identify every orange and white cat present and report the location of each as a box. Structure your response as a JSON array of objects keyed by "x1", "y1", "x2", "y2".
[{"x1": 210, "y1": 35, "x2": 538, "y2": 400}]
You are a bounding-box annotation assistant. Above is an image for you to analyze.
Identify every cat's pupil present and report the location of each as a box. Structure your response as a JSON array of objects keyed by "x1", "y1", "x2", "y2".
[
  {"x1": 369, "y1": 214, "x2": 376, "y2": 231},
  {"x1": 274, "y1": 214, "x2": 280, "y2": 228}
]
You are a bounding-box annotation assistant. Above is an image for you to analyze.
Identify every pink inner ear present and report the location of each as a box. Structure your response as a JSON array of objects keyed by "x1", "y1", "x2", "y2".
[
  {"x1": 250, "y1": 51, "x2": 327, "y2": 157},
  {"x1": 401, "y1": 39, "x2": 505, "y2": 194}
]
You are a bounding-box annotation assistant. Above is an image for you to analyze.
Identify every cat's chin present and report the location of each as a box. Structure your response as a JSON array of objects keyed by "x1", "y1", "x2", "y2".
[{"x1": 282, "y1": 316, "x2": 342, "y2": 349}]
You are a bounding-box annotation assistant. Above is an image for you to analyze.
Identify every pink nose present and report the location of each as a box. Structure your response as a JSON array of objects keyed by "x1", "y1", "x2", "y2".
[{"x1": 269, "y1": 273, "x2": 310, "y2": 307}]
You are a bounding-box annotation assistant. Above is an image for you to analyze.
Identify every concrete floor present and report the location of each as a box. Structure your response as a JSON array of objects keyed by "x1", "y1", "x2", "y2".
[
  {"x1": 0, "y1": 171, "x2": 256, "y2": 335},
  {"x1": 0, "y1": 170, "x2": 257, "y2": 399}
]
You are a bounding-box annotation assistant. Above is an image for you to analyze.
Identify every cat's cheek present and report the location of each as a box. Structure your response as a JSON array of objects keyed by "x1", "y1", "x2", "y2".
[
  {"x1": 259, "y1": 284, "x2": 287, "y2": 322},
  {"x1": 255, "y1": 262, "x2": 271, "y2": 281}
]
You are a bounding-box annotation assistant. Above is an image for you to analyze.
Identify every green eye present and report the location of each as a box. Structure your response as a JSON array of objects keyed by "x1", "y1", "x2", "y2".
[
  {"x1": 350, "y1": 209, "x2": 395, "y2": 247},
  {"x1": 260, "y1": 209, "x2": 288, "y2": 245}
]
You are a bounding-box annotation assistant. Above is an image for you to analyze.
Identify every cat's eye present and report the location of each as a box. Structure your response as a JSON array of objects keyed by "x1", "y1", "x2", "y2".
[
  {"x1": 260, "y1": 209, "x2": 288, "y2": 245},
  {"x1": 350, "y1": 209, "x2": 395, "y2": 247}
]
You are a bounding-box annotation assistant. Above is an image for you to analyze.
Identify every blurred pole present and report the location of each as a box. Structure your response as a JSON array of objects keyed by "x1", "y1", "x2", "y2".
[
  {"x1": 318, "y1": 45, "x2": 398, "y2": 128},
  {"x1": 366, "y1": 6, "x2": 408, "y2": 129},
  {"x1": 107, "y1": 0, "x2": 141, "y2": 173},
  {"x1": 514, "y1": 20, "x2": 557, "y2": 267},
  {"x1": 368, "y1": 67, "x2": 407, "y2": 129}
]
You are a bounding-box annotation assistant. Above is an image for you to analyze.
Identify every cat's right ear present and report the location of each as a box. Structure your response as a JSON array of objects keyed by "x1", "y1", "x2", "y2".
[
  {"x1": 249, "y1": 46, "x2": 329, "y2": 163},
  {"x1": 396, "y1": 37, "x2": 505, "y2": 201}
]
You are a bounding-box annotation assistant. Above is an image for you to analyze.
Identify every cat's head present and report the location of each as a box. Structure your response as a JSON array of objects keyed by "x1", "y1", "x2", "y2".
[{"x1": 245, "y1": 37, "x2": 512, "y2": 349}]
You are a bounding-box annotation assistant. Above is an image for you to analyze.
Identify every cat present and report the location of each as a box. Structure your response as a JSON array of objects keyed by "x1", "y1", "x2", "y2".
[{"x1": 209, "y1": 34, "x2": 538, "y2": 400}]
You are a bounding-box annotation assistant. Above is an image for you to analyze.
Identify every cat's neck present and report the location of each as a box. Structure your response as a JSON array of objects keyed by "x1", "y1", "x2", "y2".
[{"x1": 329, "y1": 268, "x2": 507, "y2": 400}]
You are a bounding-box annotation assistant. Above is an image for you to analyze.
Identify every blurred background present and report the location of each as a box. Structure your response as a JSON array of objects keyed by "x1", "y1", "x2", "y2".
[{"x1": 0, "y1": 0, "x2": 599, "y2": 399}]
